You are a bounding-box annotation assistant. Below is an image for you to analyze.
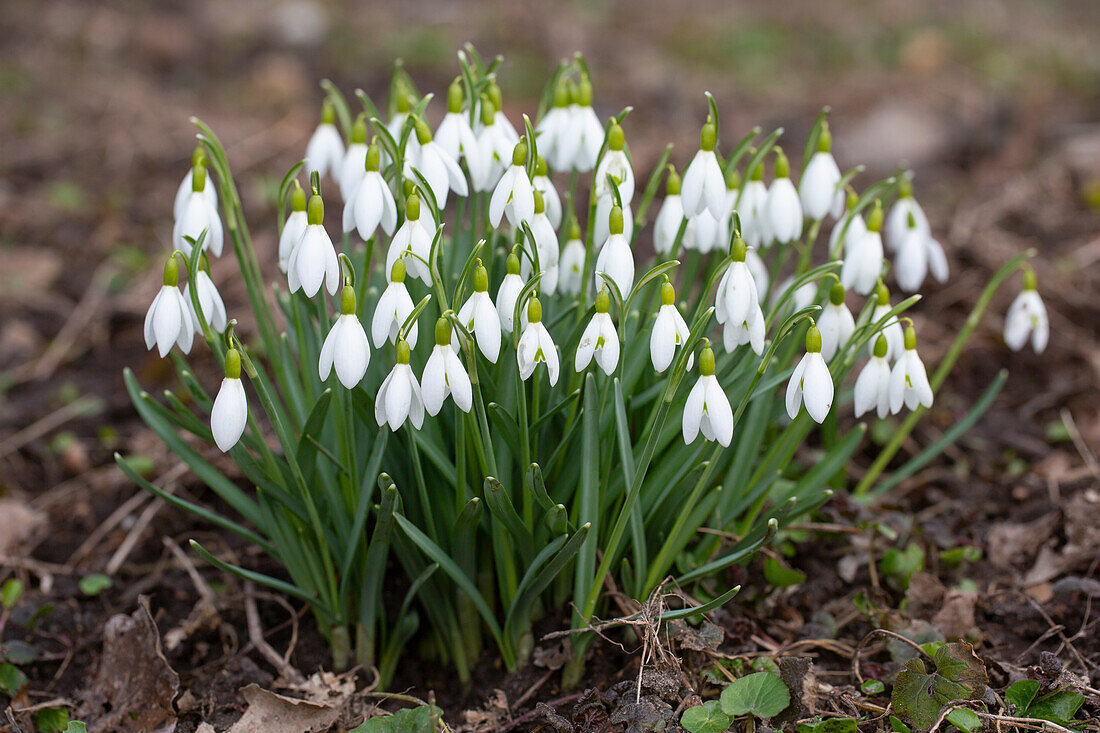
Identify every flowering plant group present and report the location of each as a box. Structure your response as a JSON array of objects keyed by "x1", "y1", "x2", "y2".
[{"x1": 122, "y1": 48, "x2": 1045, "y2": 686}]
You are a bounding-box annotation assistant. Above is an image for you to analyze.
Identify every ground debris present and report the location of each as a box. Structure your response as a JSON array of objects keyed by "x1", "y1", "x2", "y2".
[{"x1": 223, "y1": 683, "x2": 341, "y2": 733}]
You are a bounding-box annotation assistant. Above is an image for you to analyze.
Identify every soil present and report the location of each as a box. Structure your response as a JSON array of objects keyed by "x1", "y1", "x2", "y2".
[{"x1": 2, "y1": 0, "x2": 1100, "y2": 731}]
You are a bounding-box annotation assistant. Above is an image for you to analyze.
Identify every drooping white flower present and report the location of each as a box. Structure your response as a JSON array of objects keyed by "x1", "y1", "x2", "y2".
[
  {"x1": 786, "y1": 324, "x2": 834, "y2": 424},
  {"x1": 173, "y1": 163, "x2": 224, "y2": 257},
  {"x1": 408, "y1": 118, "x2": 468, "y2": 209},
  {"x1": 828, "y1": 205, "x2": 866, "y2": 259},
  {"x1": 375, "y1": 339, "x2": 425, "y2": 432},
  {"x1": 567, "y1": 76, "x2": 604, "y2": 172},
  {"x1": 575, "y1": 289, "x2": 619, "y2": 375},
  {"x1": 516, "y1": 297, "x2": 559, "y2": 385},
  {"x1": 841, "y1": 202, "x2": 885, "y2": 296},
  {"x1": 280, "y1": 186, "x2": 309, "y2": 273},
  {"x1": 654, "y1": 172, "x2": 686, "y2": 255},
  {"x1": 687, "y1": 209, "x2": 726, "y2": 254},
  {"x1": 766, "y1": 149, "x2": 803, "y2": 245},
  {"x1": 681, "y1": 119, "x2": 726, "y2": 219},
  {"x1": 745, "y1": 247, "x2": 770, "y2": 303},
  {"x1": 338, "y1": 117, "x2": 369, "y2": 202},
  {"x1": 594, "y1": 193, "x2": 633, "y2": 250},
  {"x1": 716, "y1": 240, "x2": 765, "y2": 355},
  {"x1": 594, "y1": 205, "x2": 635, "y2": 296},
  {"x1": 682, "y1": 342, "x2": 733, "y2": 447},
  {"x1": 1004, "y1": 269, "x2": 1048, "y2": 353},
  {"x1": 536, "y1": 80, "x2": 577, "y2": 173},
  {"x1": 737, "y1": 170, "x2": 772, "y2": 249},
  {"x1": 593, "y1": 122, "x2": 635, "y2": 206},
  {"x1": 174, "y1": 149, "x2": 217, "y2": 222},
  {"x1": 468, "y1": 96, "x2": 511, "y2": 193},
  {"x1": 422, "y1": 318, "x2": 473, "y2": 415},
  {"x1": 211, "y1": 348, "x2": 247, "y2": 452},
  {"x1": 558, "y1": 223, "x2": 586, "y2": 297},
  {"x1": 287, "y1": 194, "x2": 340, "y2": 298},
  {"x1": 456, "y1": 261, "x2": 502, "y2": 363},
  {"x1": 305, "y1": 102, "x2": 345, "y2": 180},
  {"x1": 385, "y1": 193, "x2": 434, "y2": 285},
  {"x1": 798, "y1": 123, "x2": 844, "y2": 221},
  {"x1": 435, "y1": 79, "x2": 480, "y2": 166},
  {"x1": 183, "y1": 267, "x2": 227, "y2": 333},
  {"x1": 853, "y1": 336, "x2": 894, "y2": 419},
  {"x1": 867, "y1": 282, "x2": 904, "y2": 362},
  {"x1": 532, "y1": 156, "x2": 562, "y2": 229},
  {"x1": 489, "y1": 141, "x2": 535, "y2": 228},
  {"x1": 889, "y1": 325, "x2": 934, "y2": 413},
  {"x1": 497, "y1": 249, "x2": 525, "y2": 334},
  {"x1": 372, "y1": 259, "x2": 418, "y2": 348},
  {"x1": 885, "y1": 181, "x2": 930, "y2": 253},
  {"x1": 344, "y1": 144, "x2": 398, "y2": 242},
  {"x1": 894, "y1": 211, "x2": 948, "y2": 293},
  {"x1": 817, "y1": 282, "x2": 855, "y2": 361},
  {"x1": 650, "y1": 280, "x2": 692, "y2": 373},
  {"x1": 144, "y1": 256, "x2": 194, "y2": 357},
  {"x1": 319, "y1": 285, "x2": 370, "y2": 389},
  {"x1": 485, "y1": 81, "x2": 520, "y2": 150},
  {"x1": 521, "y1": 192, "x2": 560, "y2": 294}
]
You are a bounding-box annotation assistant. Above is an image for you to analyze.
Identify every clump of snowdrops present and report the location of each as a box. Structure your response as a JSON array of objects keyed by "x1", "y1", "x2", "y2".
[{"x1": 122, "y1": 48, "x2": 1046, "y2": 686}]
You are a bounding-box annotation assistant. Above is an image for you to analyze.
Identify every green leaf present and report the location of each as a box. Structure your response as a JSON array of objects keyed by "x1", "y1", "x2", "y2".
[
  {"x1": 888, "y1": 716, "x2": 911, "y2": 733},
  {"x1": 861, "y1": 679, "x2": 886, "y2": 695},
  {"x1": 0, "y1": 662, "x2": 27, "y2": 695},
  {"x1": 719, "y1": 671, "x2": 791, "y2": 719},
  {"x1": 1027, "y1": 690, "x2": 1084, "y2": 724},
  {"x1": 945, "y1": 708, "x2": 981, "y2": 733},
  {"x1": 681, "y1": 700, "x2": 733, "y2": 733},
  {"x1": 3, "y1": 640, "x2": 39, "y2": 664},
  {"x1": 763, "y1": 556, "x2": 806, "y2": 587},
  {"x1": 1, "y1": 578, "x2": 23, "y2": 609},
  {"x1": 350, "y1": 704, "x2": 444, "y2": 732},
  {"x1": 1004, "y1": 679, "x2": 1039, "y2": 713},
  {"x1": 891, "y1": 659, "x2": 946, "y2": 730},
  {"x1": 880, "y1": 543, "x2": 924, "y2": 589},
  {"x1": 33, "y1": 707, "x2": 71, "y2": 733},
  {"x1": 817, "y1": 719, "x2": 858, "y2": 733},
  {"x1": 79, "y1": 574, "x2": 112, "y2": 596}
]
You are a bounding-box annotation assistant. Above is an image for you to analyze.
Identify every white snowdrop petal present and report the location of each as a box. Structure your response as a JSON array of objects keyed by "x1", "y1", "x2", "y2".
[
  {"x1": 704, "y1": 377, "x2": 734, "y2": 447},
  {"x1": 421, "y1": 350, "x2": 448, "y2": 416},
  {"x1": 786, "y1": 356, "x2": 808, "y2": 420},
  {"x1": 682, "y1": 379, "x2": 706, "y2": 444},
  {"x1": 211, "y1": 377, "x2": 248, "y2": 452},
  {"x1": 803, "y1": 355, "x2": 834, "y2": 423}
]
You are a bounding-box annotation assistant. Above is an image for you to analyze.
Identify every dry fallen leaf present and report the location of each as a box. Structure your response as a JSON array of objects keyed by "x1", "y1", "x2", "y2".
[
  {"x1": 226, "y1": 684, "x2": 342, "y2": 733},
  {"x1": 0, "y1": 498, "x2": 46, "y2": 555}
]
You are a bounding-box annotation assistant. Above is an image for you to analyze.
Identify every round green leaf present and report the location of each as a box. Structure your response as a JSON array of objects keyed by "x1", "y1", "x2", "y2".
[
  {"x1": 79, "y1": 574, "x2": 112, "y2": 597},
  {"x1": 682, "y1": 700, "x2": 733, "y2": 733},
  {"x1": 861, "y1": 679, "x2": 886, "y2": 695},
  {"x1": 720, "y1": 671, "x2": 791, "y2": 719}
]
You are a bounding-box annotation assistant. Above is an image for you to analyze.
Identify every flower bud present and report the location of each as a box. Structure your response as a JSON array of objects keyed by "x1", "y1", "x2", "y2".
[{"x1": 666, "y1": 167, "x2": 682, "y2": 196}]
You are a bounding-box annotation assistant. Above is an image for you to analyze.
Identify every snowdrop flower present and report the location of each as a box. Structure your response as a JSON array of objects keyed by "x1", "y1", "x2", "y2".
[
  {"x1": 654, "y1": 169, "x2": 686, "y2": 255},
  {"x1": 853, "y1": 336, "x2": 894, "y2": 419},
  {"x1": 385, "y1": 193, "x2": 434, "y2": 285},
  {"x1": 575, "y1": 289, "x2": 619, "y2": 375},
  {"x1": 386, "y1": 90, "x2": 420, "y2": 171},
  {"x1": 183, "y1": 263, "x2": 227, "y2": 333},
  {"x1": 516, "y1": 297, "x2": 559, "y2": 385},
  {"x1": 409, "y1": 118, "x2": 468, "y2": 209},
  {"x1": 688, "y1": 209, "x2": 726, "y2": 254},
  {"x1": 650, "y1": 279, "x2": 692, "y2": 373},
  {"x1": 422, "y1": 318, "x2": 473, "y2": 415},
  {"x1": 144, "y1": 255, "x2": 194, "y2": 357},
  {"x1": 469, "y1": 96, "x2": 510, "y2": 193},
  {"x1": 885, "y1": 178, "x2": 929, "y2": 253},
  {"x1": 786, "y1": 323, "x2": 834, "y2": 424},
  {"x1": 375, "y1": 339, "x2": 424, "y2": 432},
  {"x1": 798, "y1": 122, "x2": 843, "y2": 221},
  {"x1": 867, "y1": 281, "x2": 904, "y2": 362},
  {"x1": 567, "y1": 76, "x2": 604, "y2": 172},
  {"x1": 1004, "y1": 268, "x2": 1048, "y2": 354},
  {"x1": 305, "y1": 100, "x2": 345, "y2": 180},
  {"x1": 558, "y1": 221, "x2": 586, "y2": 297},
  {"x1": 536, "y1": 80, "x2": 576, "y2": 173},
  {"x1": 523, "y1": 190, "x2": 560, "y2": 294},
  {"x1": 765, "y1": 148, "x2": 803, "y2": 245},
  {"x1": 372, "y1": 259, "x2": 418, "y2": 348},
  {"x1": 211, "y1": 348, "x2": 247, "y2": 452},
  {"x1": 287, "y1": 194, "x2": 340, "y2": 298},
  {"x1": 594, "y1": 205, "x2": 635, "y2": 296},
  {"x1": 485, "y1": 80, "x2": 520, "y2": 149},
  {"x1": 456, "y1": 261, "x2": 502, "y2": 362},
  {"x1": 594, "y1": 193, "x2": 633, "y2": 250},
  {"x1": 717, "y1": 239, "x2": 766, "y2": 355},
  {"x1": 532, "y1": 156, "x2": 562, "y2": 228},
  {"x1": 738, "y1": 164, "x2": 772, "y2": 249},
  {"x1": 682, "y1": 341, "x2": 733, "y2": 447},
  {"x1": 280, "y1": 184, "x2": 308, "y2": 272},
  {"x1": 889, "y1": 324, "x2": 933, "y2": 413},
  {"x1": 344, "y1": 143, "x2": 397, "y2": 242},
  {"x1": 841, "y1": 200, "x2": 885, "y2": 296},
  {"x1": 489, "y1": 141, "x2": 535, "y2": 228},
  {"x1": 435, "y1": 79, "x2": 479, "y2": 166},
  {"x1": 594, "y1": 122, "x2": 635, "y2": 205},
  {"x1": 319, "y1": 285, "x2": 370, "y2": 389},
  {"x1": 174, "y1": 147, "x2": 217, "y2": 222},
  {"x1": 338, "y1": 116, "x2": 369, "y2": 202},
  {"x1": 497, "y1": 249, "x2": 525, "y2": 334},
  {"x1": 828, "y1": 191, "x2": 866, "y2": 258},
  {"x1": 681, "y1": 118, "x2": 726, "y2": 219},
  {"x1": 173, "y1": 162, "x2": 223, "y2": 256},
  {"x1": 817, "y1": 282, "x2": 855, "y2": 361},
  {"x1": 894, "y1": 210, "x2": 948, "y2": 293}
]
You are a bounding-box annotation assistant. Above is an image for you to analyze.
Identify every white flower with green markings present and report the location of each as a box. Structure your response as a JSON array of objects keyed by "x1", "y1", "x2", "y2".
[
  {"x1": 144, "y1": 255, "x2": 194, "y2": 357},
  {"x1": 516, "y1": 297, "x2": 559, "y2": 385},
  {"x1": 682, "y1": 342, "x2": 733, "y2": 447},
  {"x1": 288, "y1": 193, "x2": 340, "y2": 298},
  {"x1": 376, "y1": 338, "x2": 424, "y2": 431},
  {"x1": 575, "y1": 289, "x2": 619, "y2": 375},
  {"x1": 372, "y1": 259, "x2": 418, "y2": 348},
  {"x1": 211, "y1": 348, "x2": 247, "y2": 452},
  {"x1": 594, "y1": 205, "x2": 634, "y2": 296},
  {"x1": 305, "y1": 100, "x2": 345, "y2": 180},
  {"x1": 817, "y1": 281, "x2": 855, "y2": 361},
  {"x1": 650, "y1": 279, "x2": 692, "y2": 373},
  {"x1": 889, "y1": 324, "x2": 934, "y2": 413},
  {"x1": 853, "y1": 335, "x2": 894, "y2": 419},
  {"x1": 319, "y1": 285, "x2": 371, "y2": 389},
  {"x1": 422, "y1": 318, "x2": 473, "y2": 415},
  {"x1": 681, "y1": 119, "x2": 726, "y2": 219},
  {"x1": 455, "y1": 261, "x2": 502, "y2": 363},
  {"x1": 1004, "y1": 268, "x2": 1048, "y2": 354},
  {"x1": 786, "y1": 323, "x2": 834, "y2": 424}
]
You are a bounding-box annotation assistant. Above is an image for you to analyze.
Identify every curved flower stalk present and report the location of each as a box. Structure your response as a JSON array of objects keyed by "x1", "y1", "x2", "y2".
[
  {"x1": 372, "y1": 259, "x2": 418, "y2": 348},
  {"x1": 593, "y1": 192, "x2": 633, "y2": 250},
  {"x1": 516, "y1": 296, "x2": 559, "y2": 385},
  {"x1": 828, "y1": 190, "x2": 866, "y2": 258},
  {"x1": 765, "y1": 148, "x2": 803, "y2": 245},
  {"x1": 681, "y1": 118, "x2": 725, "y2": 219},
  {"x1": 144, "y1": 254, "x2": 194, "y2": 357},
  {"x1": 305, "y1": 100, "x2": 345, "y2": 180},
  {"x1": 889, "y1": 324, "x2": 934, "y2": 413},
  {"x1": 173, "y1": 162, "x2": 223, "y2": 256},
  {"x1": 455, "y1": 260, "x2": 502, "y2": 363},
  {"x1": 595, "y1": 205, "x2": 635, "y2": 295},
  {"x1": 288, "y1": 193, "x2": 340, "y2": 297},
  {"x1": 376, "y1": 338, "x2": 425, "y2": 431},
  {"x1": 1004, "y1": 267, "x2": 1048, "y2": 353},
  {"x1": 682, "y1": 341, "x2": 733, "y2": 447},
  {"x1": 650, "y1": 279, "x2": 692, "y2": 373},
  {"x1": 344, "y1": 143, "x2": 397, "y2": 241},
  {"x1": 423, "y1": 318, "x2": 473, "y2": 415},
  {"x1": 786, "y1": 323, "x2": 834, "y2": 423},
  {"x1": 211, "y1": 348, "x2": 247, "y2": 452},
  {"x1": 575, "y1": 288, "x2": 619, "y2": 375},
  {"x1": 319, "y1": 285, "x2": 371, "y2": 389},
  {"x1": 798, "y1": 122, "x2": 843, "y2": 221},
  {"x1": 385, "y1": 193, "x2": 434, "y2": 285}
]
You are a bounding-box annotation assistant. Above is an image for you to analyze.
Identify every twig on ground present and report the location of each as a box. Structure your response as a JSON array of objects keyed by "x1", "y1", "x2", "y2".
[
  {"x1": 244, "y1": 581, "x2": 305, "y2": 685},
  {"x1": 0, "y1": 396, "x2": 100, "y2": 460},
  {"x1": 105, "y1": 496, "x2": 167, "y2": 575}
]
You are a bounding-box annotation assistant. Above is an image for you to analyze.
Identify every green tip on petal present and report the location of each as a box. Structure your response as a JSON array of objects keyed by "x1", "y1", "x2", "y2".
[
  {"x1": 904, "y1": 325, "x2": 917, "y2": 350},
  {"x1": 191, "y1": 162, "x2": 207, "y2": 193},
  {"x1": 396, "y1": 339, "x2": 411, "y2": 364},
  {"x1": 506, "y1": 248, "x2": 521, "y2": 275},
  {"x1": 731, "y1": 236, "x2": 747, "y2": 262},
  {"x1": 595, "y1": 288, "x2": 610, "y2": 313},
  {"x1": 829, "y1": 281, "x2": 846, "y2": 305},
  {"x1": 666, "y1": 167, "x2": 681, "y2": 196},
  {"x1": 535, "y1": 156, "x2": 549, "y2": 177},
  {"x1": 660, "y1": 279, "x2": 676, "y2": 306},
  {"x1": 866, "y1": 200, "x2": 884, "y2": 232},
  {"x1": 307, "y1": 194, "x2": 324, "y2": 225},
  {"x1": 527, "y1": 296, "x2": 542, "y2": 323},
  {"x1": 473, "y1": 261, "x2": 489, "y2": 292},
  {"x1": 609, "y1": 205, "x2": 624, "y2": 236},
  {"x1": 875, "y1": 280, "x2": 890, "y2": 306},
  {"x1": 405, "y1": 193, "x2": 421, "y2": 221},
  {"x1": 607, "y1": 123, "x2": 624, "y2": 152},
  {"x1": 512, "y1": 141, "x2": 528, "y2": 167},
  {"x1": 479, "y1": 94, "x2": 496, "y2": 126},
  {"x1": 817, "y1": 121, "x2": 832, "y2": 153},
  {"x1": 390, "y1": 258, "x2": 406, "y2": 283},
  {"x1": 321, "y1": 99, "x2": 335, "y2": 124},
  {"x1": 806, "y1": 324, "x2": 822, "y2": 353},
  {"x1": 907, "y1": 211, "x2": 917, "y2": 229},
  {"x1": 365, "y1": 143, "x2": 380, "y2": 172},
  {"x1": 447, "y1": 78, "x2": 464, "y2": 113},
  {"x1": 434, "y1": 317, "x2": 451, "y2": 346},
  {"x1": 163, "y1": 255, "x2": 179, "y2": 287},
  {"x1": 699, "y1": 344, "x2": 716, "y2": 376},
  {"x1": 291, "y1": 183, "x2": 307, "y2": 211},
  {"x1": 224, "y1": 348, "x2": 242, "y2": 379},
  {"x1": 351, "y1": 115, "x2": 367, "y2": 144},
  {"x1": 576, "y1": 77, "x2": 592, "y2": 106},
  {"x1": 700, "y1": 122, "x2": 717, "y2": 152},
  {"x1": 774, "y1": 147, "x2": 790, "y2": 179},
  {"x1": 340, "y1": 284, "x2": 357, "y2": 315},
  {"x1": 873, "y1": 334, "x2": 888, "y2": 358},
  {"x1": 1023, "y1": 267, "x2": 1037, "y2": 291},
  {"x1": 725, "y1": 167, "x2": 741, "y2": 191},
  {"x1": 415, "y1": 117, "x2": 432, "y2": 145}
]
